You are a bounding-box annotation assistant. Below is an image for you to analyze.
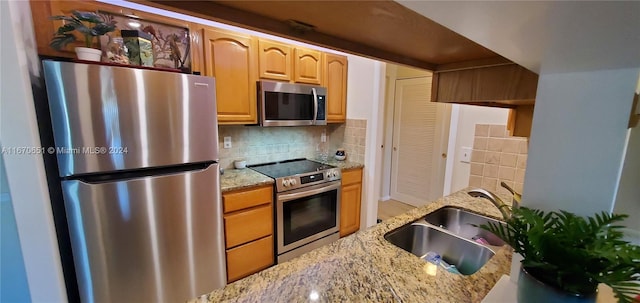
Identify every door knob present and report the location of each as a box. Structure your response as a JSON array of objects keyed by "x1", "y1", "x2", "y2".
[
  {"x1": 393, "y1": 147, "x2": 397, "y2": 151},
  {"x1": 441, "y1": 153, "x2": 447, "y2": 158}
]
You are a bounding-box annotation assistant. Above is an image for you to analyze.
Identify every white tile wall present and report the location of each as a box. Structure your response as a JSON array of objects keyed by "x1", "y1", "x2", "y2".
[{"x1": 469, "y1": 124, "x2": 529, "y2": 197}]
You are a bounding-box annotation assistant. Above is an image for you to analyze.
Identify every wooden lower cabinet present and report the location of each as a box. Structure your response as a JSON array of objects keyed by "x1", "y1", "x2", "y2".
[
  {"x1": 340, "y1": 168, "x2": 363, "y2": 237},
  {"x1": 222, "y1": 185, "x2": 274, "y2": 282},
  {"x1": 223, "y1": 185, "x2": 272, "y2": 213},
  {"x1": 226, "y1": 235, "x2": 274, "y2": 282},
  {"x1": 224, "y1": 204, "x2": 272, "y2": 248}
]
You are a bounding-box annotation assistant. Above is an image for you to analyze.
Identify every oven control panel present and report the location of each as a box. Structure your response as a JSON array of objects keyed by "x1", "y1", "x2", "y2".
[
  {"x1": 277, "y1": 168, "x2": 341, "y2": 191},
  {"x1": 324, "y1": 168, "x2": 340, "y2": 181}
]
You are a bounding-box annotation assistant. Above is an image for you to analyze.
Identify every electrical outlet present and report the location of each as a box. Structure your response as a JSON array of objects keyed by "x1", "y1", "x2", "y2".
[
  {"x1": 321, "y1": 130, "x2": 327, "y2": 143},
  {"x1": 460, "y1": 147, "x2": 472, "y2": 163},
  {"x1": 223, "y1": 136, "x2": 232, "y2": 149}
]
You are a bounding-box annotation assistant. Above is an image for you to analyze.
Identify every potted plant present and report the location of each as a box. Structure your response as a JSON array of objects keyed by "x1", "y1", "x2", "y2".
[
  {"x1": 481, "y1": 207, "x2": 640, "y2": 303},
  {"x1": 50, "y1": 10, "x2": 117, "y2": 61}
]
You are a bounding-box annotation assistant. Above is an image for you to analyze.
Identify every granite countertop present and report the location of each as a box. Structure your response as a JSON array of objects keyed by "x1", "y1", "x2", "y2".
[
  {"x1": 220, "y1": 168, "x2": 274, "y2": 193},
  {"x1": 316, "y1": 158, "x2": 364, "y2": 170},
  {"x1": 191, "y1": 189, "x2": 512, "y2": 303},
  {"x1": 220, "y1": 159, "x2": 364, "y2": 193}
]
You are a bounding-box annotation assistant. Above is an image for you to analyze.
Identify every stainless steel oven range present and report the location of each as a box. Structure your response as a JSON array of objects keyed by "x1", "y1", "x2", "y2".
[{"x1": 250, "y1": 159, "x2": 341, "y2": 263}]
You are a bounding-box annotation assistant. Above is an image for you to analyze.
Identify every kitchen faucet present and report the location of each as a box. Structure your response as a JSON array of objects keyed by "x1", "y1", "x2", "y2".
[{"x1": 468, "y1": 186, "x2": 520, "y2": 220}]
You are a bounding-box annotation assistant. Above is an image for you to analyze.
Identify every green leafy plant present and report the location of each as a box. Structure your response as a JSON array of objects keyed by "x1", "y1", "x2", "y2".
[
  {"x1": 481, "y1": 207, "x2": 640, "y2": 303},
  {"x1": 50, "y1": 10, "x2": 117, "y2": 50}
]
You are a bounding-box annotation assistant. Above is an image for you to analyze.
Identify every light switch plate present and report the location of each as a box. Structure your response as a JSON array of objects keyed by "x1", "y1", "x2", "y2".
[
  {"x1": 223, "y1": 136, "x2": 232, "y2": 149},
  {"x1": 460, "y1": 147, "x2": 472, "y2": 163}
]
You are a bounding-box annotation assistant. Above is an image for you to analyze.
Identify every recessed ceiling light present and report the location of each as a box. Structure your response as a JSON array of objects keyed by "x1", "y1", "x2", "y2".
[{"x1": 128, "y1": 21, "x2": 141, "y2": 28}]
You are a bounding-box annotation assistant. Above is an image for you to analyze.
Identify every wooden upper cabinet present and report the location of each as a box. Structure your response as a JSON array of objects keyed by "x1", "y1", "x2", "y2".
[
  {"x1": 323, "y1": 54, "x2": 348, "y2": 123},
  {"x1": 31, "y1": 0, "x2": 112, "y2": 57},
  {"x1": 202, "y1": 28, "x2": 258, "y2": 124},
  {"x1": 258, "y1": 39, "x2": 292, "y2": 81},
  {"x1": 507, "y1": 104, "x2": 535, "y2": 137},
  {"x1": 294, "y1": 48, "x2": 323, "y2": 85},
  {"x1": 432, "y1": 60, "x2": 538, "y2": 105},
  {"x1": 31, "y1": 0, "x2": 195, "y2": 60}
]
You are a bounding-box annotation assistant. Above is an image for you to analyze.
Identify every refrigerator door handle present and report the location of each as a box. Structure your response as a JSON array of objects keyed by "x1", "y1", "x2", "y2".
[{"x1": 71, "y1": 161, "x2": 215, "y2": 184}]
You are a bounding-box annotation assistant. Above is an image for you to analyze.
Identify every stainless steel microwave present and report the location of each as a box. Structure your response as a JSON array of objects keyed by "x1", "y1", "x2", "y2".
[{"x1": 258, "y1": 80, "x2": 327, "y2": 126}]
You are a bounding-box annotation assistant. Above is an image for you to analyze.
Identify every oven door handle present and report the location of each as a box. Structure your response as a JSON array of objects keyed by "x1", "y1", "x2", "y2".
[
  {"x1": 311, "y1": 87, "x2": 318, "y2": 125},
  {"x1": 277, "y1": 181, "x2": 341, "y2": 203}
]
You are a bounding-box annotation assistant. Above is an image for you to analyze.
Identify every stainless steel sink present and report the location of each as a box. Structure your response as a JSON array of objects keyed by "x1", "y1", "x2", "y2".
[
  {"x1": 384, "y1": 223, "x2": 496, "y2": 275},
  {"x1": 422, "y1": 207, "x2": 506, "y2": 246}
]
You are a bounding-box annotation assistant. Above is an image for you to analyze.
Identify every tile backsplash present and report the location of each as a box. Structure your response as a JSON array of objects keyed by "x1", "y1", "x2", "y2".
[
  {"x1": 218, "y1": 119, "x2": 367, "y2": 169},
  {"x1": 328, "y1": 119, "x2": 367, "y2": 164},
  {"x1": 469, "y1": 124, "x2": 528, "y2": 198}
]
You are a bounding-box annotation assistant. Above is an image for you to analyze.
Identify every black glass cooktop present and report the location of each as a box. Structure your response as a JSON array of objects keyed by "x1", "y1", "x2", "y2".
[{"x1": 250, "y1": 159, "x2": 334, "y2": 178}]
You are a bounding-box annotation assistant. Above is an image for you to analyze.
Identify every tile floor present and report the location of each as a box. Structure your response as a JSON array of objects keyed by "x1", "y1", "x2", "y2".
[{"x1": 377, "y1": 199, "x2": 416, "y2": 221}]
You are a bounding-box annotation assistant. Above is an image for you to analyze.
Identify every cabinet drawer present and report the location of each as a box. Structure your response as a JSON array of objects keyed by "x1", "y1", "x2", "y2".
[
  {"x1": 224, "y1": 204, "x2": 273, "y2": 248},
  {"x1": 226, "y1": 235, "x2": 274, "y2": 282},
  {"x1": 342, "y1": 169, "x2": 362, "y2": 186},
  {"x1": 223, "y1": 186, "x2": 272, "y2": 213}
]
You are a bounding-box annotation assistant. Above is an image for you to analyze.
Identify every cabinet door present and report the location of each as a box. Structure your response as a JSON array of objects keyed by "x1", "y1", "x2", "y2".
[
  {"x1": 258, "y1": 39, "x2": 292, "y2": 81},
  {"x1": 324, "y1": 54, "x2": 348, "y2": 123},
  {"x1": 203, "y1": 28, "x2": 258, "y2": 124},
  {"x1": 340, "y1": 182, "x2": 362, "y2": 237},
  {"x1": 293, "y1": 48, "x2": 323, "y2": 85}
]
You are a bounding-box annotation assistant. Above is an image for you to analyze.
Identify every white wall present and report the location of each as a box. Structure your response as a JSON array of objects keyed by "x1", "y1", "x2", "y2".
[
  {"x1": 524, "y1": 68, "x2": 638, "y2": 216},
  {"x1": 345, "y1": 55, "x2": 386, "y2": 228},
  {"x1": 445, "y1": 105, "x2": 509, "y2": 194},
  {"x1": 1, "y1": 1, "x2": 68, "y2": 301}
]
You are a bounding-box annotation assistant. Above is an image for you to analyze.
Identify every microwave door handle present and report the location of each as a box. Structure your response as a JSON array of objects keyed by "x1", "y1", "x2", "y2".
[{"x1": 311, "y1": 87, "x2": 318, "y2": 125}]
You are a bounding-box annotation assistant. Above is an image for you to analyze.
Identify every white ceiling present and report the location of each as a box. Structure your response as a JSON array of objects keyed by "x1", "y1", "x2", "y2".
[{"x1": 397, "y1": 1, "x2": 640, "y2": 74}]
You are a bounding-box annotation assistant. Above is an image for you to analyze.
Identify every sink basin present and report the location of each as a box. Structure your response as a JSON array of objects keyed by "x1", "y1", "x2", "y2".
[
  {"x1": 422, "y1": 207, "x2": 506, "y2": 246},
  {"x1": 384, "y1": 223, "x2": 496, "y2": 275}
]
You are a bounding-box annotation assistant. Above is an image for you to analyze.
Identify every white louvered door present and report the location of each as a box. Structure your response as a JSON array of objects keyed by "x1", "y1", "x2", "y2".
[{"x1": 390, "y1": 77, "x2": 450, "y2": 206}]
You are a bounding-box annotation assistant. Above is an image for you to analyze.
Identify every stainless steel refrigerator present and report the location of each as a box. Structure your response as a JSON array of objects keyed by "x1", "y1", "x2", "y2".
[{"x1": 42, "y1": 60, "x2": 226, "y2": 303}]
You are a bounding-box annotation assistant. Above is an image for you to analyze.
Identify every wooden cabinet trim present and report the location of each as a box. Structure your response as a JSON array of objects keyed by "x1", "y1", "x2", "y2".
[{"x1": 226, "y1": 235, "x2": 274, "y2": 282}]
